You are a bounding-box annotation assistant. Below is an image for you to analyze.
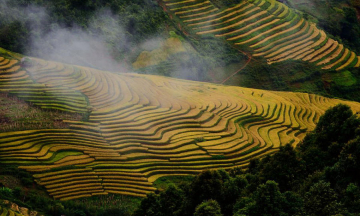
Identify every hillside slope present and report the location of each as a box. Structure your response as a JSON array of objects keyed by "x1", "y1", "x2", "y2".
[
  {"x1": 1, "y1": 51, "x2": 360, "y2": 201},
  {"x1": 160, "y1": 0, "x2": 360, "y2": 70}
]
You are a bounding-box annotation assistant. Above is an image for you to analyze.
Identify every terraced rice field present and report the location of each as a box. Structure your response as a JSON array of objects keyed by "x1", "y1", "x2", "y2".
[
  {"x1": 161, "y1": 0, "x2": 360, "y2": 71},
  {"x1": 1, "y1": 54, "x2": 360, "y2": 201},
  {"x1": 0, "y1": 57, "x2": 89, "y2": 113}
]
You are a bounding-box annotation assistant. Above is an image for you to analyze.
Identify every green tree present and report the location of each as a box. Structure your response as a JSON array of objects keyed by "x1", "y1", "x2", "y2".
[
  {"x1": 259, "y1": 144, "x2": 306, "y2": 191},
  {"x1": 282, "y1": 191, "x2": 304, "y2": 216},
  {"x1": 298, "y1": 104, "x2": 360, "y2": 174},
  {"x1": 223, "y1": 176, "x2": 248, "y2": 215},
  {"x1": 234, "y1": 181, "x2": 286, "y2": 216},
  {"x1": 0, "y1": 20, "x2": 29, "y2": 53},
  {"x1": 190, "y1": 170, "x2": 228, "y2": 207},
  {"x1": 134, "y1": 193, "x2": 161, "y2": 216},
  {"x1": 159, "y1": 185, "x2": 184, "y2": 216},
  {"x1": 304, "y1": 181, "x2": 342, "y2": 216},
  {"x1": 329, "y1": 137, "x2": 360, "y2": 187},
  {"x1": 248, "y1": 180, "x2": 286, "y2": 216},
  {"x1": 194, "y1": 200, "x2": 223, "y2": 216},
  {"x1": 0, "y1": 187, "x2": 13, "y2": 199},
  {"x1": 342, "y1": 183, "x2": 360, "y2": 213},
  {"x1": 314, "y1": 104, "x2": 357, "y2": 144},
  {"x1": 247, "y1": 158, "x2": 260, "y2": 174}
]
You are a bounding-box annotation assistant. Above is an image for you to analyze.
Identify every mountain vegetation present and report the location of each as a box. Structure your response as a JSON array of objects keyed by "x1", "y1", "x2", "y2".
[{"x1": 1, "y1": 0, "x2": 360, "y2": 215}]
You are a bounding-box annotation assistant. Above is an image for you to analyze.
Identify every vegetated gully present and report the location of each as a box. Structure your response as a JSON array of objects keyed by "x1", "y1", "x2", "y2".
[{"x1": 156, "y1": 0, "x2": 253, "y2": 84}]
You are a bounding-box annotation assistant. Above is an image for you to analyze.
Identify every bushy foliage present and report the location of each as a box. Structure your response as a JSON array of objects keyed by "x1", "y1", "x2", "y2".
[
  {"x1": 303, "y1": 181, "x2": 342, "y2": 216},
  {"x1": 298, "y1": 104, "x2": 360, "y2": 174},
  {"x1": 194, "y1": 200, "x2": 223, "y2": 216}
]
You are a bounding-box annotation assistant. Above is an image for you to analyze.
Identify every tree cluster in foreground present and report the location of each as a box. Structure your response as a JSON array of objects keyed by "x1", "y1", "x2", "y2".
[{"x1": 135, "y1": 104, "x2": 360, "y2": 216}]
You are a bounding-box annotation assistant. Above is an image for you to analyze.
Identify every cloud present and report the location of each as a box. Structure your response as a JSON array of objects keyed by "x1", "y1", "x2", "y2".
[
  {"x1": 29, "y1": 9, "x2": 130, "y2": 72},
  {"x1": 0, "y1": 0, "x2": 233, "y2": 82},
  {"x1": 30, "y1": 25, "x2": 128, "y2": 71},
  {"x1": 0, "y1": 0, "x2": 130, "y2": 72},
  {"x1": 139, "y1": 37, "x2": 165, "y2": 51}
]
